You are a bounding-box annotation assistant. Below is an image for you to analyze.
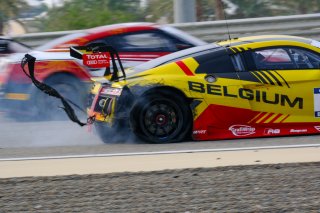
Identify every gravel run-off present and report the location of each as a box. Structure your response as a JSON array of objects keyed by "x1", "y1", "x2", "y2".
[{"x1": 0, "y1": 162, "x2": 319, "y2": 212}]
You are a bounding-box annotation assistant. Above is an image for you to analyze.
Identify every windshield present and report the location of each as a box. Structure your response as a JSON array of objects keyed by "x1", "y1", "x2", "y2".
[
  {"x1": 130, "y1": 43, "x2": 220, "y2": 75},
  {"x1": 35, "y1": 32, "x2": 88, "y2": 51}
]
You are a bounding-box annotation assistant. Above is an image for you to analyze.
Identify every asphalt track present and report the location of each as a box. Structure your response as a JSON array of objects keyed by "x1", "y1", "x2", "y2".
[
  {"x1": 1, "y1": 116, "x2": 320, "y2": 212},
  {"x1": 0, "y1": 115, "x2": 320, "y2": 156}
]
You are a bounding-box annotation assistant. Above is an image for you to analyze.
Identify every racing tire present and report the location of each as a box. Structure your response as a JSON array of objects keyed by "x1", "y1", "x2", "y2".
[
  {"x1": 94, "y1": 121, "x2": 136, "y2": 144},
  {"x1": 131, "y1": 92, "x2": 192, "y2": 144}
]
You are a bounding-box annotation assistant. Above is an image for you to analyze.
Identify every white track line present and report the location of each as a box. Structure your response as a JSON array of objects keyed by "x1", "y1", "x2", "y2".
[{"x1": 1, "y1": 143, "x2": 320, "y2": 162}]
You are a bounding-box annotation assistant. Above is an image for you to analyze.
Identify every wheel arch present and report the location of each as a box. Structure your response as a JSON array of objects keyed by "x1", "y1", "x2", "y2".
[
  {"x1": 129, "y1": 85, "x2": 194, "y2": 143},
  {"x1": 43, "y1": 71, "x2": 90, "y2": 100},
  {"x1": 140, "y1": 85, "x2": 192, "y2": 104},
  {"x1": 43, "y1": 71, "x2": 85, "y2": 84}
]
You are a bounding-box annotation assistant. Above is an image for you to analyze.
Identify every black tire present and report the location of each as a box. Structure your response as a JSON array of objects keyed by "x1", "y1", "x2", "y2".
[
  {"x1": 131, "y1": 91, "x2": 192, "y2": 143},
  {"x1": 94, "y1": 121, "x2": 136, "y2": 144},
  {"x1": 33, "y1": 74, "x2": 87, "y2": 121},
  {"x1": 94, "y1": 122, "x2": 115, "y2": 143}
]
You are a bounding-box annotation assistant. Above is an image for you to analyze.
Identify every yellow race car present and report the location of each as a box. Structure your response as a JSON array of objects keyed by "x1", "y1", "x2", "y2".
[{"x1": 88, "y1": 35, "x2": 320, "y2": 143}]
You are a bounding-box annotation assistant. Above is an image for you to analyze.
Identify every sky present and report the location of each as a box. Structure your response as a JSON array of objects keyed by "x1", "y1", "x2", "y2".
[{"x1": 26, "y1": 0, "x2": 65, "y2": 8}]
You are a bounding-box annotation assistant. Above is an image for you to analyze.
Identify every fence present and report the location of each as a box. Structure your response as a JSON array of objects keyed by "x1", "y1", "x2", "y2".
[{"x1": 12, "y1": 13, "x2": 320, "y2": 47}]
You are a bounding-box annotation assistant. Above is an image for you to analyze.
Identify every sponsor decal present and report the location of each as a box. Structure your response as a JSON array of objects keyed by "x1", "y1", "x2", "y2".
[
  {"x1": 193, "y1": 130, "x2": 207, "y2": 135},
  {"x1": 290, "y1": 129, "x2": 307, "y2": 133},
  {"x1": 264, "y1": 128, "x2": 280, "y2": 135},
  {"x1": 100, "y1": 87, "x2": 122, "y2": 96},
  {"x1": 313, "y1": 88, "x2": 320, "y2": 117},
  {"x1": 83, "y1": 53, "x2": 110, "y2": 68},
  {"x1": 229, "y1": 125, "x2": 255, "y2": 136},
  {"x1": 188, "y1": 81, "x2": 303, "y2": 109},
  {"x1": 314, "y1": 126, "x2": 320, "y2": 132}
]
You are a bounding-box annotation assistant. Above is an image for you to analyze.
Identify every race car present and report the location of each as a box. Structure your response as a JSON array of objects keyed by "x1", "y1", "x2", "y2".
[
  {"x1": 0, "y1": 22, "x2": 206, "y2": 120},
  {"x1": 87, "y1": 35, "x2": 320, "y2": 143}
]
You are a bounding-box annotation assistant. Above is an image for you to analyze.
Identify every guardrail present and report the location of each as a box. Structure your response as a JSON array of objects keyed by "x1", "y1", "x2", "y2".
[{"x1": 12, "y1": 13, "x2": 320, "y2": 47}]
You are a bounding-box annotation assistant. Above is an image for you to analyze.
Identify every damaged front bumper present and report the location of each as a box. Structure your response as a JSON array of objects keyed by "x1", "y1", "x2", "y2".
[{"x1": 87, "y1": 83, "x2": 124, "y2": 125}]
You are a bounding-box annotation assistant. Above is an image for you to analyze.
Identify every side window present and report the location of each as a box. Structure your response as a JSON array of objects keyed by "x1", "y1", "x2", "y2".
[
  {"x1": 88, "y1": 30, "x2": 176, "y2": 52},
  {"x1": 287, "y1": 48, "x2": 320, "y2": 69},
  {"x1": 252, "y1": 48, "x2": 296, "y2": 70},
  {"x1": 231, "y1": 54, "x2": 245, "y2": 72},
  {"x1": 195, "y1": 49, "x2": 236, "y2": 73},
  {"x1": 114, "y1": 31, "x2": 175, "y2": 52}
]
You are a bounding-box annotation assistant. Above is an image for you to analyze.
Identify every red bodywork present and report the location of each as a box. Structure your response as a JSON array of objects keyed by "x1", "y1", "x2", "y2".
[
  {"x1": 45, "y1": 23, "x2": 163, "y2": 52},
  {"x1": 192, "y1": 104, "x2": 320, "y2": 140},
  {"x1": 1, "y1": 23, "x2": 206, "y2": 118},
  {"x1": 4, "y1": 22, "x2": 203, "y2": 84}
]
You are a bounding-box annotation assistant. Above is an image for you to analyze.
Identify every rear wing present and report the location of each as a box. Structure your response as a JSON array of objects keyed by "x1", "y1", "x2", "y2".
[{"x1": 70, "y1": 45, "x2": 126, "y2": 81}]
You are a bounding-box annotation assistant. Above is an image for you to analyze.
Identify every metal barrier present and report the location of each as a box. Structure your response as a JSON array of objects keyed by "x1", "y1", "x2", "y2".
[{"x1": 12, "y1": 13, "x2": 320, "y2": 47}]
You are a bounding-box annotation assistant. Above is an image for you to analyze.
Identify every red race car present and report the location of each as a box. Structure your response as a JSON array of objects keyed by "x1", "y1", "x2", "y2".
[{"x1": 0, "y1": 23, "x2": 206, "y2": 120}]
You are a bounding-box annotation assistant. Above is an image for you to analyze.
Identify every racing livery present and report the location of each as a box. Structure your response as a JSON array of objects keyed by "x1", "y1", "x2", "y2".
[
  {"x1": 1, "y1": 23, "x2": 205, "y2": 120},
  {"x1": 87, "y1": 35, "x2": 320, "y2": 143}
]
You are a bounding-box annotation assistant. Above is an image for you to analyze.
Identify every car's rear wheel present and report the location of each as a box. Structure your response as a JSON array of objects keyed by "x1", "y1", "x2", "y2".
[
  {"x1": 131, "y1": 92, "x2": 192, "y2": 143},
  {"x1": 94, "y1": 121, "x2": 135, "y2": 143}
]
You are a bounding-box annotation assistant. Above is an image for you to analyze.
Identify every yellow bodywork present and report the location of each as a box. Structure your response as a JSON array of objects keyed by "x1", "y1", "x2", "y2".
[{"x1": 90, "y1": 35, "x2": 320, "y2": 126}]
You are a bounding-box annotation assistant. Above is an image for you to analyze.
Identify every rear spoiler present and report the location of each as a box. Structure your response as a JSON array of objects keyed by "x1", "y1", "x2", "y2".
[{"x1": 70, "y1": 45, "x2": 126, "y2": 81}]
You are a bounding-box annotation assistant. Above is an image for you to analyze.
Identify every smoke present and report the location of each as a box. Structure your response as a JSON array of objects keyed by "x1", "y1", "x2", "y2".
[
  {"x1": 0, "y1": 113, "x2": 140, "y2": 149},
  {"x1": 93, "y1": 120, "x2": 142, "y2": 144}
]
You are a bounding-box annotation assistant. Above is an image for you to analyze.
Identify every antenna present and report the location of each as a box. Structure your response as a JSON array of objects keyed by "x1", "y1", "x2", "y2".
[{"x1": 220, "y1": 0, "x2": 231, "y2": 41}]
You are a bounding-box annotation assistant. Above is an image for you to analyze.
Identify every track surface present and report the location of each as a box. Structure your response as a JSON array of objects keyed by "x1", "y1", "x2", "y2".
[
  {"x1": 1, "y1": 116, "x2": 320, "y2": 212},
  {"x1": 1, "y1": 117, "x2": 320, "y2": 159}
]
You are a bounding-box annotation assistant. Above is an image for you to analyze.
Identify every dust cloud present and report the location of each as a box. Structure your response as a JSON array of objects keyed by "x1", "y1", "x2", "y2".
[{"x1": 0, "y1": 112, "x2": 139, "y2": 148}]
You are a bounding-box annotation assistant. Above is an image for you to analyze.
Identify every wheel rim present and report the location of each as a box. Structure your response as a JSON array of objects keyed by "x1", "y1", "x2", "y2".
[{"x1": 141, "y1": 99, "x2": 183, "y2": 140}]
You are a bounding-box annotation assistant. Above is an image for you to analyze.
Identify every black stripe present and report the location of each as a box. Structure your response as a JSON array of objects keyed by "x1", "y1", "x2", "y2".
[
  {"x1": 239, "y1": 47, "x2": 246, "y2": 52},
  {"x1": 250, "y1": 72, "x2": 263, "y2": 83},
  {"x1": 265, "y1": 70, "x2": 283, "y2": 86},
  {"x1": 227, "y1": 48, "x2": 234, "y2": 54},
  {"x1": 190, "y1": 100, "x2": 202, "y2": 110},
  {"x1": 273, "y1": 70, "x2": 290, "y2": 88},
  {"x1": 253, "y1": 71, "x2": 268, "y2": 84},
  {"x1": 257, "y1": 71, "x2": 274, "y2": 85},
  {"x1": 231, "y1": 47, "x2": 239, "y2": 53},
  {"x1": 238, "y1": 72, "x2": 263, "y2": 83}
]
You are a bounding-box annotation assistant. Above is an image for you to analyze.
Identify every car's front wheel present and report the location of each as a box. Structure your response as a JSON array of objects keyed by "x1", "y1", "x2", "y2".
[{"x1": 131, "y1": 92, "x2": 192, "y2": 143}]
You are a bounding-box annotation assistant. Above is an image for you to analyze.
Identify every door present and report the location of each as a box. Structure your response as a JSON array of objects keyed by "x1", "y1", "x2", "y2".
[
  {"x1": 238, "y1": 46, "x2": 320, "y2": 129},
  {"x1": 190, "y1": 48, "x2": 249, "y2": 137}
]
